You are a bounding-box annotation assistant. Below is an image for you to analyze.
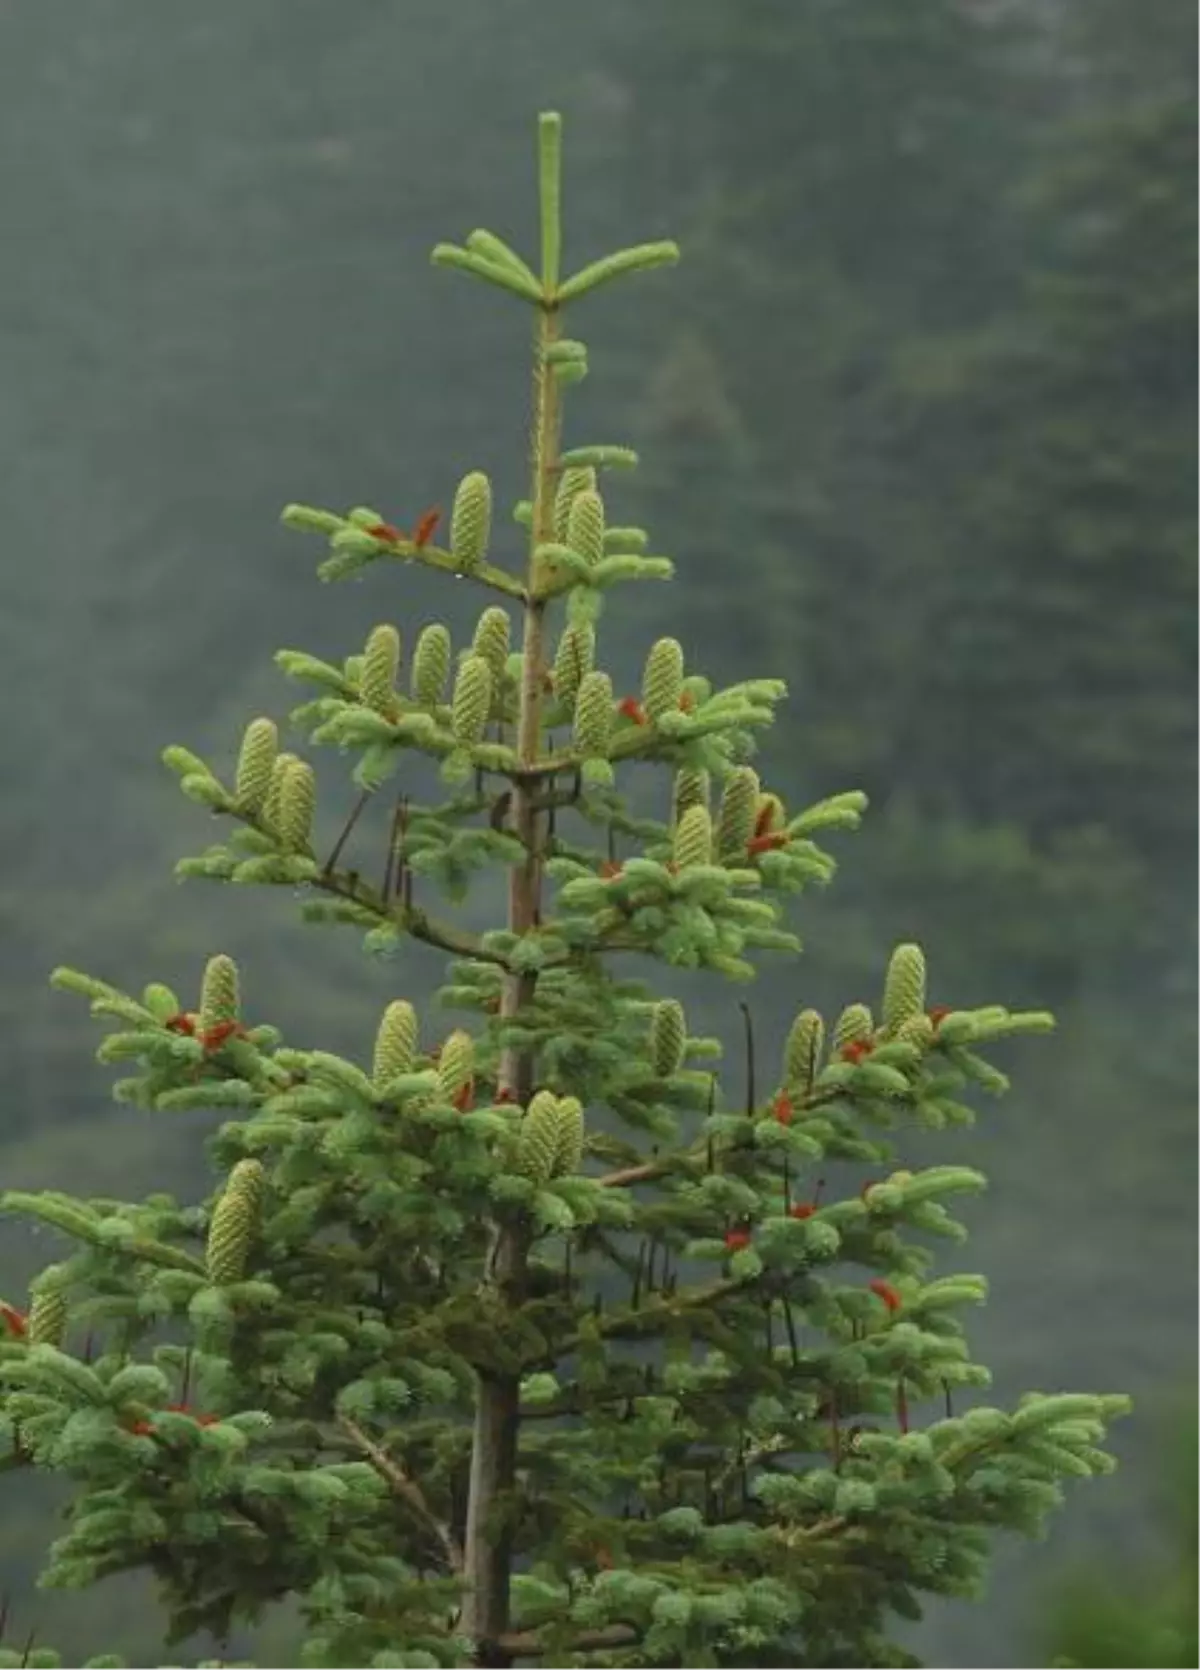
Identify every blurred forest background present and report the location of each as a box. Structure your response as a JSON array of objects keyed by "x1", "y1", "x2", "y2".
[{"x1": 0, "y1": 1, "x2": 1194, "y2": 1665}]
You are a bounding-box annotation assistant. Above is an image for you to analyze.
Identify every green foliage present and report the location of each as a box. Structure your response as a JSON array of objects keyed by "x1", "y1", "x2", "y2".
[{"x1": 0, "y1": 113, "x2": 1128, "y2": 1669}]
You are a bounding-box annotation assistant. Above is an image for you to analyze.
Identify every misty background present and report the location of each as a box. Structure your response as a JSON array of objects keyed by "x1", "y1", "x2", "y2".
[{"x1": 0, "y1": 1, "x2": 1194, "y2": 1665}]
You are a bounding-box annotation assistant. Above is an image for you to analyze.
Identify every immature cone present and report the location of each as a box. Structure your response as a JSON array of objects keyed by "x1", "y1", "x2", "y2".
[
  {"x1": 553, "y1": 623, "x2": 595, "y2": 708},
  {"x1": 553, "y1": 1096, "x2": 585, "y2": 1176},
  {"x1": 649, "y1": 999, "x2": 687, "y2": 1077},
  {"x1": 144, "y1": 982, "x2": 181, "y2": 1022},
  {"x1": 755, "y1": 792, "x2": 786, "y2": 834},
  {"x1": 373, "y1": 1000, "x2": 418, "y2": 1088},
  {"x1": 895, "y1": 1012, "x2": 935, "y2": 1049},
  {"x1": 206, "y1": 1160, "x2": 265, "y2": 1286},
  {"x1": 642, "y1": 638, "x2": 684, "y2": 721},
  {"x1": 451, "y1": 655, "x2": 492, "y2": 747},
  {"x1": 277, "y1": 759, "x2": 317, "y2": 851},
  {"x1": 436, "y1": 1030, "x2": 475, "y2": 1104},
  {"x1": 554, "y1": 465, "x2": 596, "y2": 542},
  {"x1": 228, "y1": 1157, "x2": 266, "y2": 1211},
  {"x1": 832, "y1": 1003, "x2": 874, "y2": 1053},
  {"x1": 450, "y1": 470, "x2": 492, "y2": 573},
  {"x1": 784, "y1": 1008, "x2": 825, "y2": 1090},
  {"x1": 515, "y1": 1091, "x2": 562, "y2": 1186},
  {"x1": 572, "y1": 671, "x2": 613, "y2": 759},
  {"x1": 412, "y1": 623, "x2": 452, "y2": 706},
  {"x1": 28, "y1": 1288, "x2": 68, "y2": 1348},
  {"x1": 681, "y1": 674, "x2": 711, "y2": 710},
  {"x1": 717, "y1": 767, "x2": 760, "y2": 861},
  {"x1": 672, "y1": 768, "x2": 710, "y2": 826},
  {"x1": 673, "y1": 803, "x2": 713, "y2": 870},
  {"x1": 234, "y1": 718, "x2": 279, "y2": 816},
  {"x1": 471, "y1": 607, "x2": 511, "y2": 686},
  {"x1": 361, "y1": 624, "x2": 401, "y2": 717},
  {"x1": 199, "y1": 954, "x2": 240, "y2": 1034},
  {"x1": 566, "y1": 489, "x2": 605, "y2": 568},
  {"x1": 882, "y1": 943, "x2": 927, "y2": 1035},
  {"x1": 262, "y1": 751, "x2": 302, "y2": 833}
]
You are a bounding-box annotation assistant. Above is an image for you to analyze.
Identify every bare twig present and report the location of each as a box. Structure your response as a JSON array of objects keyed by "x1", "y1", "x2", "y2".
[{"x1": 321, "y1": 787, "x2": 373, "y2": 877}]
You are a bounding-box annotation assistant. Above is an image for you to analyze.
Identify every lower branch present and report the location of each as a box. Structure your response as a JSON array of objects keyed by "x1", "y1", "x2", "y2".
[
  {"x1": 316, "y1": 866, "x2": 510, "y2": 967},
  {"x1": 495, "y1": 1623, "x2": 641, "y2": 1658},
  {"x1": 337, "y1": 1414, "x2": 463, "y2": 1575}
]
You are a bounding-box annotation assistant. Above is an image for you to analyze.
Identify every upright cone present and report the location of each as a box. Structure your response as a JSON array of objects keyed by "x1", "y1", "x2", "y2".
[{"x1": 450, "y1": 471, "x2": 492, "y2": 573}]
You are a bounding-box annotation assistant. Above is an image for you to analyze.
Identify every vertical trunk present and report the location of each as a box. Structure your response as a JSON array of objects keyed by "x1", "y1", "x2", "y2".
[{"x1": 460, "y1": 301, "x2": 561, "y2": 1665}]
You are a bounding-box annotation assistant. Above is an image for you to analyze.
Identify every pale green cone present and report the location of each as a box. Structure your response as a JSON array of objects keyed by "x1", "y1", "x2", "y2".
[
  {"x1": 262, "y1": 751, "x2": 302, "y2": 834},
  {"x1": 882, "y1": 944, "x2": 927, "y2": 1035},
  {"x1": 206, "y1": 1163, "x2": 264, "y2": 1286},
  {"x1": 672, "y1": 768, "x2": 710, "y2": 826},
  {"x1": 361, "y1": 624, "x2": 401, "y2": 718},
  {"x1": 553, "y1": 623, "x2": 595, "y2": 708},
  {"x1": 28, "y1": 1288, "x2": 68, "y2": 1348},
  {"x1": 553, "y1": 465, "x2": 596, "y2": 542},
  {"x1": 566, "y1": 489, "x2": 605, "y2": 568},
  {"x1": 412, "y1": 623, "x2": 452, "y2": 706},
  {"x1": 234, "y1": 718, "x2": 279, "y2": 816},
  {"x1": 278, "y1": 760, "x2": 316, "y2": 851},
  {"x1": 642, "y1": 637, "x2": 684, "y2": 720},
  {"x1": 755, "y1": 792, "x2": 786, "y2": 834},
  {"x1": 552, "y1": 1095, "x2": 585, "y2": 1176},
  {"x1": 450, "y1": 470, "x2": 492, "y2": 572},
  {"x1": 784, "y1": 1008, "x2": 824, "y2": 1090},
  {"x1": 717, "y1": 767, "x2": 760, "y2": 861},
  {"x1": 227, "y1": 1157, "x2": 266, "y2": 1210},
  {"x1": 451, "y1": 656, "x2": 492, "y2": 747},
  {"x1": 471, "y1": 608, "x2": 511, "y2": 685},
  {"x1": 572, "y1": 671, "x2": 613, "y2": 758},
  {"x1": 896, "y1": 1012, "x2": 935, "y2": 1049},
  {"x1": 198, "y1": 954, "x2": 240, "y2": 1034},
  {"x1": 673, "y1": 804, "x2": 713, "y2": 870},
  {"x1": 832, "y1": 1003, "x2": 874, "y2": 1053},
  {"x1": 373, "y1": 1000, "x2": 419, "y2": 1088},
  {"x1": 650, "y1": 999, "x2": 687, "y2": 1077},
  {"x1": 436, "y1": 1030, "x2": 475, "y2": 1103},
  {"x1": 143, "y1": 983, "x2": 182, "y2": 1022},
  {"x1": 516, "y1": 1090, "x2": 562, "y2": 1185}
]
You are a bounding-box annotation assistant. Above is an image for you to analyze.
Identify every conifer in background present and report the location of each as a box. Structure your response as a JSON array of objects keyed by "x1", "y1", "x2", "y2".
[
  {"x1": 1033, "y1": 1396, "x2": 1197, "y2": 1670},
  {"x1": 0, "y1": 114, "x2": 1129, "y2": 1670}
]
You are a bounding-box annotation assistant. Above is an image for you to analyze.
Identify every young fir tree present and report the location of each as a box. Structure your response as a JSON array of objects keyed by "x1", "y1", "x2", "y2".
[{"x1": 0, "y1": 114, "x2": 1129, "y2": 1670}]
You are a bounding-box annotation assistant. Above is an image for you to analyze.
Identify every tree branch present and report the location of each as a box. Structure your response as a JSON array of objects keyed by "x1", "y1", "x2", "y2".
[
  {"x1": 559, "y1": 1277, "x2": 745, "y2": 1356},
  {"x1": 596, "y1": 1159, "x2": 675, "y2": 1190},
  {"x1": 382, "y1": 542, "x2": 528, "y2": 603},
  {"x1": 593, "y1": 1087, "x2": 850, "y2": 1189},
  {"x1": 494, "y1": 1623, "x2": 641, "y2": 1658},
  {"x1": 337, "y1": 1415, "x2": 463, "y2": 1575},
  {"x1": 315, "y1": 867, "x2": 511, "y2": 967}
]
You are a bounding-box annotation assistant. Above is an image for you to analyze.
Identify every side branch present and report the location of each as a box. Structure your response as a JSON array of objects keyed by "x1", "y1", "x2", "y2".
[
  {"x1": 337, "y1": 1415, "x2": 464, "y2": 1575},
  {"x1": 560, "y1": 1278, "x2": 744, "y2": 1355},
  {"x1": 596, "y1": 1159, "x2": 675, "y2": 1190},
  {"x1": 494, "y1": 1624, "x2": 641, "y2": 1659},
  {"x1": 384, "y1": 542, "x2": 528, "y2": 603},
  {"x1": 316, "y1": 867, "x2": 510, "y2": 968},
  {"x1": 594, "y1": 1087, "x2": 850, "y2": 1189}
]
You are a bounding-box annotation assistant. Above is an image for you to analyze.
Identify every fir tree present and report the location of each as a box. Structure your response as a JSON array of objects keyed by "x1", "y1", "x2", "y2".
[{"x1": 0, "y1": 114, "x2": 1129, "y2": 1670}]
